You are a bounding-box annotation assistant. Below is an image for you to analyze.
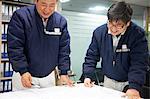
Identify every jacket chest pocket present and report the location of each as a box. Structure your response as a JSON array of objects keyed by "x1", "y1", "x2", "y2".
[{"x1": 114, "y1": 51, "x2": 130, "y2": 68}]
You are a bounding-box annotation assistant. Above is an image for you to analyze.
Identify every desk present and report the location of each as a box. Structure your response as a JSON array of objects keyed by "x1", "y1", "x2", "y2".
[{"x1": 0, "y1": 84, "x2": 126, "y2": 99}]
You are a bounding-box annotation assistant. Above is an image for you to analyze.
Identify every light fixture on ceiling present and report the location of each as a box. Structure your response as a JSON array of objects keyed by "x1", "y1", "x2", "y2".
[
  {"x1": 60, "y1": 0, "x2": 70, "y2": 3},
  {"x1": 89, "y1": 6, "x2": 108, "y2": 11}
]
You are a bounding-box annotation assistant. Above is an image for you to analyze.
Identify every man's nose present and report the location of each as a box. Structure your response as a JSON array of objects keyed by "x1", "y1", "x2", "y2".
[{"x1": 111, "y1": 27, "x2": 117, "y2": 32}]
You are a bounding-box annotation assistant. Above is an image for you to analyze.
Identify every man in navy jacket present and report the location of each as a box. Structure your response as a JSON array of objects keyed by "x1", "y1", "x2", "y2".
[
  {"x1": 83, "y1": 1, "x2": 148, "y2": 99},
  {"x1": 8, "y1": 0, "x2": 73, "y2": 91}
]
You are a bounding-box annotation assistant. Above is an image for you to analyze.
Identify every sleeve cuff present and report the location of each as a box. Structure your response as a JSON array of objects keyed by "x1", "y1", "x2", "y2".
[
  {"x1": 19, "y1": 69, "x2": 28, "y2": 76},
  {"x1": 84, "y1": 73, "x2": 95, "y2": 81},
  {"x1": 59, "y1": 70, "x2": 68, "y2": 75},
  {"x1": 129, "y1": 82, "x2": 142, "y2": 91}
]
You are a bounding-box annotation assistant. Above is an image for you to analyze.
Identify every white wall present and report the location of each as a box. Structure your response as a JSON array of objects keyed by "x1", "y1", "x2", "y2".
[{"x1": 132, "y1": 16, "x2": 144, "y2": 28}]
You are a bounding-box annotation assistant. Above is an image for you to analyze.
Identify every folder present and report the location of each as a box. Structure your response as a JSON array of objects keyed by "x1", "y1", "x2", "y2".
[
  {"x1": 4, "y1": 5, "x2": 9, "y2": 20},
  {"x1": 9, "y1": 63, "x2": 13, "y2": 71},
  {"x1": 9, "y1": 5, "x2": 13, "y2": 19},
  {"x1": 5, "y1": 24, "x2": 8, "y2": 35},
  {"x1": 0, "y1": 82, "x2": 3, "y2": 91},
  {"x1": 0, "y1": 63, "x2": 4, "y2": 77},
  {"x1": 2, "y1": 24, "x2": 4, "y2": 35},
  {"x1": 1, "y1": 43, "x2": 4, "y2": 54},
  {"x1": 5, "y1": 62, "x2": 9, "y2": 72},
  {"x1": 2, "y1": 4, "x2": 5, "y2": 14},
  {"x1": 13, "y1": 6, "x2": 17, "y2": 13},
  {"x1": 8, "y1": 81, "x2": 12, "y2": 90},
  {"x1": 5, "y1": 43, "x2": 8, "y2": 53}
]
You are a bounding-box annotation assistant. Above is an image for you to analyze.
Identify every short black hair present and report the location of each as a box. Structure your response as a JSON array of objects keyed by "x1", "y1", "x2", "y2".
[{"x1": 107, "y1": 1, "x2": 133, "y2": 24}]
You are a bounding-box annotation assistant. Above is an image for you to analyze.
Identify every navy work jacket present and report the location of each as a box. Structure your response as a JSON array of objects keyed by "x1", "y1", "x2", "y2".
[
  {"x1": 7, "y1": 5, "x2": 71, "y2": 77},
  {"x1": 83, "y1": 22, "x2": 148, "y2": 91}
]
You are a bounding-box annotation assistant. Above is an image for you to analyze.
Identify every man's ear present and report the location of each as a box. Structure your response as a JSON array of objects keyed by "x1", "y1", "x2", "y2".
[{"x1": 126, "y1": 21, "x2": 131, "y2": 27}]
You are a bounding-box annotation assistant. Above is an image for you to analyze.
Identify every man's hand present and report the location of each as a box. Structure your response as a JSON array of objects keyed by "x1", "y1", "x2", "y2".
[
  {"x1": 21, "y1": 72, "x2": 32, "y2": 88},
  {"x1": 84, "y1": 78, "x2": 94, "y2": 87},
  {"x1": 122, "y1": 89, "x2": 141, "y2": 99},
  {"x1": 60, "y1": 75, "x2": 74, "y2": 86}
]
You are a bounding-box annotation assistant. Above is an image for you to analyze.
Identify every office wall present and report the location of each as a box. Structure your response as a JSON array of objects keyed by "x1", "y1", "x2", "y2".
[
  {"x1": 61, "y1": 11, "x2": 107, "y2": 81},
  {"x1": 62, "y1": 10, "x2": 145, "y2": 81},
  {"x1": 132, "y1": 16, "x2": 144, "y2": 28}
]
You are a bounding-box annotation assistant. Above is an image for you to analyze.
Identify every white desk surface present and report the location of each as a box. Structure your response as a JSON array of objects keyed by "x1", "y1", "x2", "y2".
[{"x1": 0, "y1": 84, "x2": 126, "y2": 99}]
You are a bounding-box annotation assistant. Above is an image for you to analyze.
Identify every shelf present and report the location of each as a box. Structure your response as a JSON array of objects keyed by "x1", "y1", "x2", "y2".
[
  {"x1": 1, "y1": 58, "x2": 9, "y2": 62},
  {"x1": 0, "y1": 77, "x2": 12, "y2": 81},
  {"x1": 2, "y1": 39, "x2": 7, "y2": 42},
  {"x1": 2, "y1": 19, "x2": 10, "y2": 23},
  {"x1": 2, "y1": 14, "x2": 11, "y2": 22},
  {"x1": 2, "y1": 0, "x2": 33, "y2": 6},
  {"x1": 0, "y1": 0, "x2": 30, "y2": 93}
]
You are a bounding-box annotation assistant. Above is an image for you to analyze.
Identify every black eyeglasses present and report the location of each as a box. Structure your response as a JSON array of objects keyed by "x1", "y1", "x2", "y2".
[{"x1": 108, "y1": 21, "x2": 125, "y2": 30}]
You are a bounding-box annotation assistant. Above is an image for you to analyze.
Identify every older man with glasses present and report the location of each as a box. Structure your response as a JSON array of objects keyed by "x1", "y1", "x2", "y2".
[
  {"x1": 82, "y1": 1, "x2": 148, "y2": 99},
  {"x1": 7, "y1": 0, "x2": 73, "y2": 91}
]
